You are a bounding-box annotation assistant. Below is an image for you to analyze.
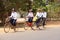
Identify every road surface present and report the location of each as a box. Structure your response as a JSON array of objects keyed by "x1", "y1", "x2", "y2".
[{"x1": 0, "y1": 25, "x2": 60, "y2": 40}]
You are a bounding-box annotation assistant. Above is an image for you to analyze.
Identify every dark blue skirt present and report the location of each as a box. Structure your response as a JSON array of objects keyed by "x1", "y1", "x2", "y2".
[{"x1": 28, "y1": 17, "x2": 33, "y2": 23}]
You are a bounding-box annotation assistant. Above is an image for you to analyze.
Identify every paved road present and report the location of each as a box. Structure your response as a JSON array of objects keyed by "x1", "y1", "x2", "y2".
[{"x1": 0, "y1": 26, "x2": 60, "y2": 40}]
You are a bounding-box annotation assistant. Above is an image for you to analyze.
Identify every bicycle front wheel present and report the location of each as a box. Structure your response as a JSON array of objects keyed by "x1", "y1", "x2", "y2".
[{"x1": 4, "y1": 23, "x2": 10, "y2": 33}]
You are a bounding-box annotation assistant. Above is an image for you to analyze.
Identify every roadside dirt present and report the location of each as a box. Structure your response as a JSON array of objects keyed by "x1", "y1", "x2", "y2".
[{"x1": 46, "y1": 21, "x2": 60, "y2": 25}]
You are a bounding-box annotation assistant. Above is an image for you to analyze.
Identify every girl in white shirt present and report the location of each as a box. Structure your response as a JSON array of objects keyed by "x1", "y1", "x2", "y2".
[
  {"x1": 42, "y1": 9, "x2": 47, "y2": 27},
  {"x1": 10, "y1": 9, "x2": 18, "y2": 26},
  {"x1": 26, "y1": 9, "x2": 34, "y2": 30},
  {"x1": 27, "y1": 10, "x2": 34, "y2": 23},
  {"x1": 35, "y1": 9, "x2": 43, "y2": 29}
]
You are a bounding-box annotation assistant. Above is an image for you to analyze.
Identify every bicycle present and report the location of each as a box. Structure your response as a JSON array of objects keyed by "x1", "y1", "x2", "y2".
[{"x1": 4, "y1": 17, "x2": 34, "y2": 33}]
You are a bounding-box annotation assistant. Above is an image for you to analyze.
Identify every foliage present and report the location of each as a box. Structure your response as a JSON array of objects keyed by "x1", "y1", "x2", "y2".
[{"x1": 0, "y1": 0, "x2": 60, "y2": 25}]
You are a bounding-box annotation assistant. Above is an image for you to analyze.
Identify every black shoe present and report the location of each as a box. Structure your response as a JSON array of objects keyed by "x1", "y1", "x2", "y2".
[
  {"x1": 31, "y1": 28, "x2": 35, "y2": 31},
  {"x1": 39, "y1": 28, "x2": 43, "y2": 30}
]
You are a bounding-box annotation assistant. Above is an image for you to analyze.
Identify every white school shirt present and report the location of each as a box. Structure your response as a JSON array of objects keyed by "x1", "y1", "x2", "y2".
[
  {"x1": 27, "y1": 12, "x2": 34, "y2": 17},
  {"x1": 42, "y1": 12, "x2": 47, "y2": 18},
  {"x1": 36, "y1": 12, "x2": 43, "y2": 18},
  {"x1": 10, "y1": 12, "x2": 18, "y2": 19},
  {"x1": 26, "y1": 12, "x2": 33, "y2": 21}
]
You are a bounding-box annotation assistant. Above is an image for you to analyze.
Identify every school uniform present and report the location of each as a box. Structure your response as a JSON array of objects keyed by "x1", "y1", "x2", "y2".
[
  {"x1": 35, "y1": 12, "x2": 43, "y2": 28},
  {"x1": 10, "y1": 11, "x2": 18, "y2": 26},
  {"x1": 27, "y1": 12, "x2": 34, "y2": 26},
  {"x1": 27, "y1": 12, "x2": 34, "y2": 23},
  {"x1": 42, "y1": 12, "x2": 47, "y2": 26}
]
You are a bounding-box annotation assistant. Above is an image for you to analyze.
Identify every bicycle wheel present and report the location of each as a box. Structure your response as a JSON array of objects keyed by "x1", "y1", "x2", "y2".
[
  {"x1": 4, "y1": 23, "x2": 10, "y2": 33},
  {"x1": 24, "y1": 23, "x2": 28, "y2": 30}
]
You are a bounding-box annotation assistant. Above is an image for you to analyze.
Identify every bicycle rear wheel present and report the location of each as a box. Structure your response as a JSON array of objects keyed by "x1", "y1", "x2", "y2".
[{"x1": 4, "y1": 23, "x2": 10, "y2": 33}]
